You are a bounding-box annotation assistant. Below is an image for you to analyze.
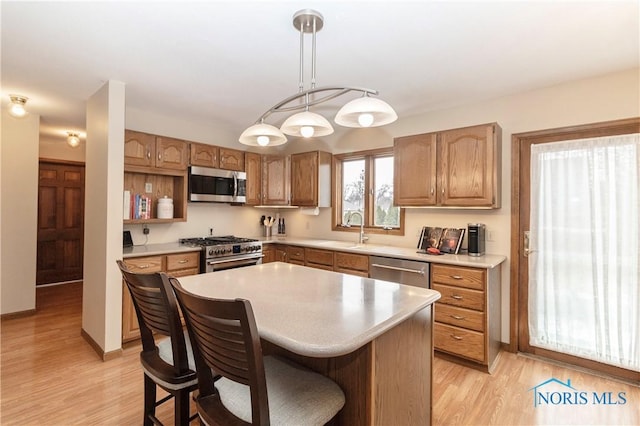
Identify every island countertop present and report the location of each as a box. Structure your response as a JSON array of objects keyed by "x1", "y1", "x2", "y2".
[{"x1": 175, "y1": 262, "x2": 441, "y2": 358}]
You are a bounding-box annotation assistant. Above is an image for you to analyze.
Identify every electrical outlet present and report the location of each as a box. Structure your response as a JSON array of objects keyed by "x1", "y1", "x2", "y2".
[
  {"x1": 143, "y1": 224, "x2": 150, "y2": 235},
  {"x1": 487, "y1": 229, "x2": 495, "y2": 242},
  {"x1": 144, "y1": 182, "x2": 152, "y2": 193},
  {"x1": 305, "y1": 221, "x2": 310, "y2": 230}
]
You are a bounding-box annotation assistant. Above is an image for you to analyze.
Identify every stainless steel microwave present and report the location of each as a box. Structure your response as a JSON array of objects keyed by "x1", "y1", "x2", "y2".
[{"x1": 188, "y1": 166, "x2": 246, "y2": 203}]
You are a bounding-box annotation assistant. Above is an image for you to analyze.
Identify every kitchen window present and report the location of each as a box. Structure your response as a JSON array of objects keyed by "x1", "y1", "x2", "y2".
[{"x1": 332, "y1": 148, "x2": 404, "y2": 235}]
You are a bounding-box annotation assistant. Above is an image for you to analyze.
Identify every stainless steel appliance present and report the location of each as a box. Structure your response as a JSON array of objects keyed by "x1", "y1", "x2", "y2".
[
  {"x1": 188, "y1": 166, "x2": 247, "y2": 203},
  {"x1": 179, "y1": 236, "x2": 262, "y2": 273},
  {"x1": 369, "y1": 256, "x2": 430, "y2": 289}
]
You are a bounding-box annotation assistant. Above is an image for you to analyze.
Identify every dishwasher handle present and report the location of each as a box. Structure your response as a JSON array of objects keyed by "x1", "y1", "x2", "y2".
[{"x1": 370, "y1": 263, "x2": 426, "y2": 276}]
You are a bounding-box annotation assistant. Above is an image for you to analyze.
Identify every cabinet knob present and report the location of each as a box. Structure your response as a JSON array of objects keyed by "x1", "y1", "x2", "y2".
[{"x1": 146, "y1": 150, "x2": 151, "y2": 159}]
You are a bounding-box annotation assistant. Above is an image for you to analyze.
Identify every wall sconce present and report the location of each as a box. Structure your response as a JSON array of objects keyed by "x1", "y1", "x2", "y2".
[
  {"x1": 8, "y1": 95, "x2": 28, "y2": 118},
  {"x1": 67, "y1": 132, "x2": 81, "y2": 148}
]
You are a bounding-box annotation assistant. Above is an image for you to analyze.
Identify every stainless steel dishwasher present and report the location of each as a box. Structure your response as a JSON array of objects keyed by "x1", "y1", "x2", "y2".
[{"x1": 369, "y1": 256, "x2": 430, "y2": 288}]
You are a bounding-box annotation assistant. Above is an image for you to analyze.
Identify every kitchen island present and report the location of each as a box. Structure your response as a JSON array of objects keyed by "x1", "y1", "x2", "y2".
[{"x1": 177, "y1": 262, "x2": 441, "y2": 426}]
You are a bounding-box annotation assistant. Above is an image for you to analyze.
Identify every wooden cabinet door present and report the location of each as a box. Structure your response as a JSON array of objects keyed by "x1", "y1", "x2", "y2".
[
  {"x1": 272, "y1": 244, "x2": 288, "y2": 262},
  {"x1": 122, "y1": 256, "x2": 164, "y2": 342},
  {"x1": 124, "y1": 130, "x2": 155, "y2": 167},
  {"x1": 156, "y1": 137, "x2": 188, "y2": 170},
  {"x1": 438, "y1": 124, "x2": 499, "y2": 207},
  {"x1": 245, "y1": 152, "x2": 262, "y2": 205},
  {"x1": 262, "y1": 246, "x2": 275, "y2": 263},
  {"x1": 190, "y1": 142, "x2": 219, "y2": 168},
  {"x1": 262, "y1": 155, "x2": 290, "y2": 205},
  {"x1": 290, "y1": 151, "x2": 331, "y2": 207},
  {"x1": 394, "y1": 133, "x2": 438, "y2": 206},
  {"x1": 219, "y1": 147, "x2": 245, "y2": 171}
]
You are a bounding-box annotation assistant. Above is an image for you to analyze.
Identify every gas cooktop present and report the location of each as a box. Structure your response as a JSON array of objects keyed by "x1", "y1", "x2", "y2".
[{"x1": 179, "y1": 235, "x2": 259, "y2": 247}]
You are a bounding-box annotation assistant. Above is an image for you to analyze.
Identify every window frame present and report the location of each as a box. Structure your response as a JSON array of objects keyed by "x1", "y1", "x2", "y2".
[{"x1": 332, "y1": 147, "x2": 405, "y2": 236}]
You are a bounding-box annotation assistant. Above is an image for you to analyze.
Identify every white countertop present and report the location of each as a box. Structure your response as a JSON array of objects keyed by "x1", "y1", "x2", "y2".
[
  {"x1": 176, "y1": 262, "x2": 441, "y2": 358},
  {"x1": 261, "y1": 237, "x2": 506, "y2": 269},
  {"x1": 122, "y1": 242, "x2": 201, "y2": 258}
]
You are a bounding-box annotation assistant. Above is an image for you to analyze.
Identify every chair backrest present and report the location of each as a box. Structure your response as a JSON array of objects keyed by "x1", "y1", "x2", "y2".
[
  {"x1": 116, "y1": 260, "x2": 191, "y2": 375},
  {"x1": 168, "y1": 275, "x2": 269, "y2": 425}
]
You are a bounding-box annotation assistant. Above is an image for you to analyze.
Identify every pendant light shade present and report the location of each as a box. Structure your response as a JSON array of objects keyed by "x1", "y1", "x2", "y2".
[
  {"x1": 238, "y1": 9, "x2": 397, "y2": 147},
  {"x1": 238, "y1": 122, "x2": 287, "y2": 146},
  {"x1": 280, "y1": 111, "x2": 334, "y2": 138},
  {"x1": 335, "y1": 95, "x2": 398, "y2": 128}
]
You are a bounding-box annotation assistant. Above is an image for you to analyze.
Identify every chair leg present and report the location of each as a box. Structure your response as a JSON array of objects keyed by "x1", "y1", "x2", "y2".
[
  {"x1": 143, "y1": 374, "x2": 157, "y2": 426},
  {"x1": 174, "y1": 389, "x2": 191, "y2": 426}
]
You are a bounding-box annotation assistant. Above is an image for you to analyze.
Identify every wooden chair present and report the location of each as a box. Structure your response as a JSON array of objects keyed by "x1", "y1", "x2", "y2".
[
  {"x1": 117, "y1": 260, "x2": 198, "y2": 426},
  {"x1": 168, "y1": 275, "x2": 346, "y2": 426}
]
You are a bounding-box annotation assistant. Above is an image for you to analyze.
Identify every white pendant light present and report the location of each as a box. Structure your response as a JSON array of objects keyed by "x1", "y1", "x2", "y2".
[
  {"x1": 238, "y1": 9, "x2": 397, "y2": 147},
  {"x1": 281, "y1": 110, "x2": 334, "y2": 138},
  {"x1": 8, "y1": 95, "x2": 28, "y2": 118},
  {"x1": 238, "y1": 122, "x2": 287, "y2": 147},
  {"x1": 335, "y1": 95, "x2": 398, "y2": 128}
]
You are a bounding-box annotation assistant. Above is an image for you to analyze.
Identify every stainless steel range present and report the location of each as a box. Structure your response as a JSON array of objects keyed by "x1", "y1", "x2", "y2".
[{"x1": 179, "y1": 236, "x2": 262, "y2": 273}]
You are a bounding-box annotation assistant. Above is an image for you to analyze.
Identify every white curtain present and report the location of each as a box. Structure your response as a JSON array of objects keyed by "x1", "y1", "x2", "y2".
[{"x1": 529, "y1": 133, "x2": 640, "y2": 372}]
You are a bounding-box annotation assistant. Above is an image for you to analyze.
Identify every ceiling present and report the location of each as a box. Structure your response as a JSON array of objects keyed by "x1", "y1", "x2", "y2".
[{"x1": 2, "y1": 1, "x2": 638, "y2": 146}]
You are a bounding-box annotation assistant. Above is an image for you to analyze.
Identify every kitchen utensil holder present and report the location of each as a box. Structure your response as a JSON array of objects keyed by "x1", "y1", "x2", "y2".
[{"x1": 263, "y1": 226, "x2": 272, "y2": 238}]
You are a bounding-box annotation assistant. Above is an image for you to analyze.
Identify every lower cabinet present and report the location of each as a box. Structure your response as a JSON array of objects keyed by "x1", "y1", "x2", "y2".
[
  {"x1": 263, "y1": 244, "x2": 370, "y2": 277},
  {"x1": 121, "y1": 251, "x2": 200, "y2": 343},
  {"x1": 431, "y1": 263, "x2": 501, "y2": 372}
]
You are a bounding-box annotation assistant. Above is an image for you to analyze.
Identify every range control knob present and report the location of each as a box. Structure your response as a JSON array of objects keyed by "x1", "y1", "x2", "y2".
[{"x1": 208, "y1": 249, "x2": 214, "y2": 256}]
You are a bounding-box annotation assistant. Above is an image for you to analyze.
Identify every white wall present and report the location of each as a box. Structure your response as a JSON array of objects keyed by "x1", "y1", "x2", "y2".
[
  {"x1": 82, "y1": 80, "x2": 126, "y2": 354},
  {"x1": 39, "y1": 135, "x2": 85, "y2": 162},
  {"x1": 1, "y1": 110, "x2": 40, "y2": 314}
]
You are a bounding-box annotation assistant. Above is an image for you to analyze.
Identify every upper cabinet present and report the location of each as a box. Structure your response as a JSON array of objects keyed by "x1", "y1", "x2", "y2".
[
  {"x1": 290, "y1": 151, "x2": 332, "y2": 207},
  {"x1": 124, "y1": 130, "x2": 188, "y2": 171},
  {"x1": 219, "y1": 147, "x2": 245, "y2": 172},
  {"x1": 244, "y1": 152, "x2": 262, "y2": 206},
  {"x1": 394, "y1": 123, "x2": 502, "y2": 208},
  {"x1": 123, "y1": 130, "x2": 188, "y2": 224},
  {"x1": 190, "y1": 142, "x2": 219, "y2": 168},
  {"x1": 262, "y1": 154, "x2": 291, "y2": 206}
]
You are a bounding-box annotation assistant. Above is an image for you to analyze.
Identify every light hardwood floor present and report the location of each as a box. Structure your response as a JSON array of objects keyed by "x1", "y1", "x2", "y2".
[{"x1": 1, "y1": 282, "x2": 638, "y2": 425}]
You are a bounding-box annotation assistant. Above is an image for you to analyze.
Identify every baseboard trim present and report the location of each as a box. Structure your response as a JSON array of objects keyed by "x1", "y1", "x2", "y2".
[
  {"x1": 81, "y1": 328, "x2": 123, "y2": 361},
  {"x1": 1, "y1": 308, "x2": 36, "y2": 320}
]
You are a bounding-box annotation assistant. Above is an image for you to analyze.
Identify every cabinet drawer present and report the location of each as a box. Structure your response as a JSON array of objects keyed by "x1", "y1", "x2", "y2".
[
  {"x1": 435, "y1": 303, "x2": 484, "y2": 332},
  {"x1": 334, "y1": 252, "x2": 369, "y2": 273},
  {"x1": 432, "y1": 283, "x2": 484, "y2": 311},
  {"x1": 305, "y1": 248, "x2": 334, "y2": 267},
  {"x1": 431, "y1": 264, "x2": 485, "y2": 290},
  {"x1": 166, "y1": 252, "x2": 200, "y2": 272},
  {"x1": 123, "y1": 256, "x2": 163, "y2": 273},
  {"x1": 167, "y1": 267, "x2": 200, "y2": 278},
  {"x1": 434, "y1": 322, "x2": 485, "y2": 363},
  {"x1": 287, "y1": 246, "x2": 305, "y2": 262}
]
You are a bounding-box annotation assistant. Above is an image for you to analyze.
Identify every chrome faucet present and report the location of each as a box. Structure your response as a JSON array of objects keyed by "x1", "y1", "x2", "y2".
[{"x1": 345, "y1": 211, "x2": 368, "y2": 244}]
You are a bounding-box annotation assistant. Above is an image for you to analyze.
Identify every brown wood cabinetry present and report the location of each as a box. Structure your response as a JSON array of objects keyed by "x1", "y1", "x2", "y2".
[
  {"x1": 189, "y1": 142, "x2": 219, "y2": 168},
  {"x1": 334, "y1": 252, "x2": 369, "y2": 277},
  {"x1": 124, "y1": 130, "x2": 188, "y2": 171},
  {"x1": 431, "y1": 263, "x2": 501, "y2": 372},
  {"x1": 394, "y1": 123, "x2": 501, "y2": 208},
  {"x1": 244, "y1": 152, "x2": 262, "y2": 206},
  {"x1": 286, "y1": 245, "x2": 305, "y2": 265},
  {"x1": 290, "y1": 151, "x2": 332, "y2": 207},
  {"x1": 304, "y1": 248, "x2": 334, "y2": 271},
  {"x1": 262, "y1": 245, "x2": 275, "y2": 263},
  {"x1": 262, "y1": 155, "x2": 291, "y2": 206},
  {"x1": 219, "y1": 147, "x2": 245, "y2": 171},
  {"x1": 122, "y1": 251, "x2": 200, "y2": 343},
  {"x1": 124, "y1": 130, "x2": 188, "y2": 224}
]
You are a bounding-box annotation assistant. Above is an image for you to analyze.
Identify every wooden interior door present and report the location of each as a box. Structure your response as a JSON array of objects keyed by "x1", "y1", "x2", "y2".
[
  {"x1": 37, "y1": 161, "x2": 85, "y2": 285},
  {"x1": 510, "y1": 118, "x2": 639, "y2": 381}
]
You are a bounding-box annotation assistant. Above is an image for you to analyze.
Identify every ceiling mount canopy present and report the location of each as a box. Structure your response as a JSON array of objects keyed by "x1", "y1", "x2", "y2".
[{"x1": 238, "y1": 9, "x2": 397, "y2": 147}]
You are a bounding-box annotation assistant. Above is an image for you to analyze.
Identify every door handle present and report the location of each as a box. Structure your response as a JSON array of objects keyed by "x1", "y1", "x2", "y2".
[
  {"x1": 524, "y1": 231, "x2": 530, "y2": 257},
  {"x1": 370, "y1": 263, "x2": 426, "y2": 275}
]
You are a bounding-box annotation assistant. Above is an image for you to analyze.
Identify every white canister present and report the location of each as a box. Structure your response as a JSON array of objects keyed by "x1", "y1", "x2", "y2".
[{"x1": 157, "y1": 196, "x2": 174, "y2": 219}]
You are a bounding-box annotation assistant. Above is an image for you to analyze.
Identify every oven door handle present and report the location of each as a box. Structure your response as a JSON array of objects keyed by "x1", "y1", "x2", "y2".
[{"x1": 207, "y1": 255, "x2": 262, "y2": 266}]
